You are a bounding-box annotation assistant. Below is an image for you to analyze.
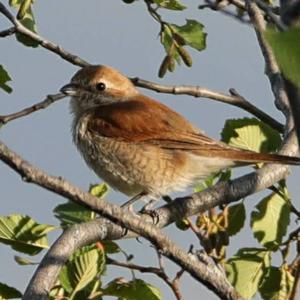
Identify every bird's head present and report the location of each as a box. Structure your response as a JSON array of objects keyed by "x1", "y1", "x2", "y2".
[{"x1": 60, "y1": 65, "x2": 139, "y2": 114}]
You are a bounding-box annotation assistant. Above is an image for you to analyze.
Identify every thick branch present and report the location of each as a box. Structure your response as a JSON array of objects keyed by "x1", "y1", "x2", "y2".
[
  {"x1": 1, "y1": 122, "x2": 298, "y2": 299},
  {"x1": 0, "y1": 140, "x2": 240, "y2": 300}
]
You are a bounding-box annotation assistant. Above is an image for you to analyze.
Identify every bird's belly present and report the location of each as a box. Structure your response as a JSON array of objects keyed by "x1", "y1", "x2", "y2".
[
  {"x1": 75, "y1": 134, "x2": 144, "y2": 196},
  {"x1": 73, "y1": 124, "x2": 234, "y2": 197}
]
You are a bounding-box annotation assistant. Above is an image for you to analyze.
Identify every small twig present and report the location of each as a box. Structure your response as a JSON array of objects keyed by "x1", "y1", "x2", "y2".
[
  {"x1": 282, "y1": 227, "x2": 300, "y2": 246},
  {"x1": 0, "y1": 2, "x2": 89, "y2": 67},
  {"x1": 107, "y1": 257, "x2": 184, "y2": 300},
  {"x1": 245, "y1": 0, "x2": 292, "y2": 125},
  {"x1": 132, "y1": 77, "x2": 284, "y2": 133},
  {"x1": 199, "y1": 0, "x2": 251, "y2": 25},
  {"x1": 0, "y1": 93, "x2": 66, "y2": 125},
  {"x1": 255, "y1": 0, "x2": 286, "y2": 30},
  {"x1": 0, "y1": 26, "x2": 16, "y2": 37},
  {"x1": 269, "y1": 185, "x2": 300, "y2": 219}
]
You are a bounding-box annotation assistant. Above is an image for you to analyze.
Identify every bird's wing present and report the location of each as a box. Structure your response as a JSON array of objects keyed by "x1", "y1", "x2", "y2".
[{"x1": 86, "y1": 96, "x2": 300, "y2": 165}]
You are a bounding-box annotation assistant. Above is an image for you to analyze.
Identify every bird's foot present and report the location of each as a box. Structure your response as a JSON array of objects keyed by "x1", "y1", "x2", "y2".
[
  {"x1": 140, "y1": 199, "x2": 159, "y2": 225},
  {"x1": 162, "y1": 195, "x2": 173, "y2": 204}
]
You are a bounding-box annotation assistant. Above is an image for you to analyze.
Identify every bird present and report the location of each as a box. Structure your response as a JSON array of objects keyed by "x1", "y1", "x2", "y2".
[{"x1": 60, "y1": 65, "x2": 300, "y2": 207}]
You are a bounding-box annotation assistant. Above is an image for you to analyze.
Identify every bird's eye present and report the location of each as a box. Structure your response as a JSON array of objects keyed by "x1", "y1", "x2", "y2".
[{"x1": 95, "y1": 82, "x2": 106, "y2": 91}]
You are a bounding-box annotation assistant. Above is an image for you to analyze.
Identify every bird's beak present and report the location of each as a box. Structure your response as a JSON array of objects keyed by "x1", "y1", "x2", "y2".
[{"x1": 60, "y1": 83, "x2": 80, "y2": 96}]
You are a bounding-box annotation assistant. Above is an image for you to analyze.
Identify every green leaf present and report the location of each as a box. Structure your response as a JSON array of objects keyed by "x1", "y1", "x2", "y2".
[
  {"x1": 221, "y1": 118, "x2": 282, "y2": 153},
  {"x1": 161, "y1": 26, "x2": 180, "y2": 63},
  {"x1": 9, "y1": 0, "x2": 39, "y2": 47},
  {"x1": 170, "y1": 20, "x2": 206, "y2": 51},
  {"x1": 16, "y1": 16, "x2": 39, "y2": 47},
  {"x1": 227, "y1": 202, "x2": 246, "y2": 236},
  {"x1": 103, "y1": 278, "x2": 162, "y2": 300},
  {"x1": 0, "y1": 65, "x2": 12, "y2": 94},
  {"x1": 54, "y1": 201, "x2": 95, "y2": 226},
  {"x1": 251, "y1": 192, "x2": 290, "y2": 250},
  {"x1": 194, "y1": 170, "x2": 231, "y2": 193},
  {"x1": 0, "y1": 214, "x2": 56, "y2": 255},
  {"x1": 102, "y1": 241, "x2": 121, "y2": 254},
  {"x1": 259, "y1": 266, "x2": 281, "y2": 300},
  {"x1": 225, "y1": 248, "x2": 270, "y2": 300},
  {"x1": 153, "y1": 0, "x2": 186, "y2": 10},
  {"x1": 89, "y1": 183, "x2": 109, "y2": 198},
  {"x1": 59, "y1": 246, "x2": 105, "y2": 296},
  {"x1": 14, "y1": 255, "x2": 38, "y2": 266},
  {"x1": 0, "y1": 282, "x2": 22, "y2": 299},
  {"x1": 9, "y1": 0, "x2": 22, "y2": 7},
  {"x1": 54, "y1": 184, "x2": 107, "y2": 226},
  {"x1": 259, "y1": 265, "x2": 294, "y2": 300},
  {"x1": 17, "y1": 0, "x2": 32, "y2": 20},
  {"x1": 265, "y1": 27, "x2": 300, "y2": 86}
]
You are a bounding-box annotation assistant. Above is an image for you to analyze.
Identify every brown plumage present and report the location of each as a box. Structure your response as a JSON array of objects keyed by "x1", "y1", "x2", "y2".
[{"x1": 60, "y1": 65, "x2": 300, "y2": 200}]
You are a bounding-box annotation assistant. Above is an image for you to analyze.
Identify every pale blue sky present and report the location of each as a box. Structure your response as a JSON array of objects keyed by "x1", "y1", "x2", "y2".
[{"x1": 1, "y1": 1, "x2": 299, "y2": 299}]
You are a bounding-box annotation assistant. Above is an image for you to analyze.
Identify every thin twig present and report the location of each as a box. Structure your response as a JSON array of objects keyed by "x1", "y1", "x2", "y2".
[
  {"x1": 132, "y1": 77, "x2": 284, "y2": 132},
  {"x1": 0, "y1": 26, "x2": 16, "y2": 37},
  {"x1": 199, "y1": 0, "x2": 251, "y2": 25},
  {"x1": 0, "y1": 2, "x2": 284, "y2": 133},
  {"x1": 0, "y1": 2, "x2": 89, "y2": 67},
  {"x1": 0, "y1": 93, "x2": 66, "y2": 125},
  {"x1": 107, "y1": 257, "x2": 184, "y2": 300}
]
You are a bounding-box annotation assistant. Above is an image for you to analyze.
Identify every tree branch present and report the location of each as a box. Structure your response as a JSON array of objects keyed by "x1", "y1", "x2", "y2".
[
  {"x1": 0, "y1": 93, "x2": 65, "y2": 125},
  {"x1": 0, "y1": 26, "x2": 16, "y2": 37},
  {"x1": 0, "y1": 2, "x2": 285, "y2": 133},
  {"x1": 0, "y1": 140, "x2": 241, "y2": 300},
  {"x1": 0, "y1": 2, "x2": 89, "y2": 68},
  {"x1": 132, "y1": 77, "x2": 284, "y2": 133},
  {"x1": 0, "y1": 121, "x2": 298, "y2": 299},
  {"x1": 245, "y1": 0, "x2": 292, "y2": 124},
  {"x1": 107, "y1": 257, "x2": 184, "y2": 300}
]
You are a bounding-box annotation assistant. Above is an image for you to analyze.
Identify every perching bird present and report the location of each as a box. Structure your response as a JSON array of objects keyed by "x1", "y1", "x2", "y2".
[{"x1": 60, "y1": 65, "x2": 300, "y2": 205}]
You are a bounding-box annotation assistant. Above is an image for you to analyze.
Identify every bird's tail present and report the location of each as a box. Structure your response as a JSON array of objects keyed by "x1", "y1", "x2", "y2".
[{"x1": 231, "y1": 150, "x2": 300, "y2": 166}]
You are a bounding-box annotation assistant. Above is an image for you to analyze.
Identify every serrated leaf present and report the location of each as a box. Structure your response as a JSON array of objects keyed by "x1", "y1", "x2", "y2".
[
  {"x1": 153, "y1": 0, "x2": 186, "y2": 10},
  {"x1": 170, "y1": 19, "x2": 206, "y2": 51},
  {"x1": 221, "y1": 118, "x2": 282, "y2": 153},
  {"x1": 0, "y1": 282, "x2": 22, "y2": 299},
  {"x1": 265, "y1": 28, "x2": 300, "y2": 86},
  {"x1": 103, "y1": 278, "x2": 162, "y2": 300},
  {"x1": 54, "y1": 201, "x2": 95, "y2": 226},
  {"x1": 225, "y1": 248, "x2": 270, "y2": 300},
  {"x1": 227, "y1": 202, "x2": 246, "y2": 236},
  {"x1": 251, "y1": 192, "x2": 290, "y2": 250},
  {"x1": 0, "y1": 214, "x2": 55, "y2": 255},
  {"x1": 259, "y1": 265, "x2": 294, "y2": 300},
  {"x1": 59, "y1": 246, "x2": 105, "y2": 296},
  {"x1": 0, "y1": 65, "x2": 12, "y2": 94}
]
